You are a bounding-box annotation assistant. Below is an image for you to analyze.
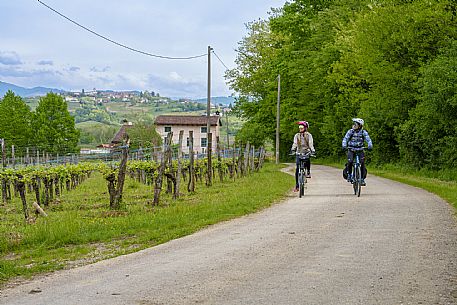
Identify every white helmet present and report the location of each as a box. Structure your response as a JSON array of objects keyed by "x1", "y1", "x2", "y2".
[{"x1": 352, "y1": 118, "x2": 364, "y2": 126}]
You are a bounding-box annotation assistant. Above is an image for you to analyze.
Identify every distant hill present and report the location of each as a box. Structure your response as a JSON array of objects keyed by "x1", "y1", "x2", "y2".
[
  {"x1": 193, "y1": 96, "x2": 235, "y2": 107},
  {"x1": 0, "y1": 81, "x2": 64, "y2": 97}
]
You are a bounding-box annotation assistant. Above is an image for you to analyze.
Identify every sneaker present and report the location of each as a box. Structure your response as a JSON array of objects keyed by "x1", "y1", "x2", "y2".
[
  {"x1": 361, "y1": 179, "x2": 366, "y2": 186},
  {"x1": 306, "y1": 172, "x2": 311, "y2": 178},
  {"x1": 293, "y1": 187, "x2": 299, "y2": 192}
]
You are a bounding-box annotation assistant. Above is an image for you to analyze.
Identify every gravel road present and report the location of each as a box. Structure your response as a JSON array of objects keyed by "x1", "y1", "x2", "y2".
[{"x1": 1, "y1": 164, "x2": 457, "y2": 305}]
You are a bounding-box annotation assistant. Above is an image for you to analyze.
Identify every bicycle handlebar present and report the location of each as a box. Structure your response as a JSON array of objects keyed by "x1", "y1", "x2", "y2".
[
  {"x1": 291, "y1": 151, "x2": 316, "y2": 158},
  {"x1": 346, "y1": 147, "x2": 370, "y2": 152}
]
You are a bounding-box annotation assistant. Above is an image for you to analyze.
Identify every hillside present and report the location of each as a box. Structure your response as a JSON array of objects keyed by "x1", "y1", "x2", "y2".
[
  {"x1": 0, "y1": 81, "x2": 64, "y2": 97},
  {"x1": 193, "y1": 96, "x2": 235, "y2": 107}
]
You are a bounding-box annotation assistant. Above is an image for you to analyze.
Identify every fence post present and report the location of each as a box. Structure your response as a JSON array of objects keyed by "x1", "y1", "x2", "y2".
[{"x1": 188, "y1": 131, "x2": 195, "y2": 193}]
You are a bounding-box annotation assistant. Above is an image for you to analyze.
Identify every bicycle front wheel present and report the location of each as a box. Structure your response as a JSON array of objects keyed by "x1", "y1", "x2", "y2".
[
  {"x1": 299, "y1": 171, "x2": 305, "y2": 198},
  {"x1": 352, "y1": 168, "x2": 357, "y2": 195},
  {"x1": 355, "y1": 166, "x2": 362, "y2": 197}
]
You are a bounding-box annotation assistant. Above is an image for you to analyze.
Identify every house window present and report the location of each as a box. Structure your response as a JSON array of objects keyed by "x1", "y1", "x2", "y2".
[
  {"x1": 164, "y1": 126, "x2": 171, "y2": 132},
  {"x1": 201, "y1": 138, "x2": 207, "y2": 148},
  {"x1": 201, "y1": 126, "x2": 207, "y2": 133}
]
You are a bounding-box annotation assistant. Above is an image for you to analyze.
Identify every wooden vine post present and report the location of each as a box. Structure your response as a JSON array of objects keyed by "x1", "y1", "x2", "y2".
[
  {"x1": 230, "y1": 142, "x2": 236, "y2": 180},
  {"x1": 165, "y1": 132, "x2": 174, "y2": 194},
  {"x1": 250, "y1": 145, "x2": 255, "y2": 172},
  {"x1": 243, "y1": 142, "x2": 250, "y2": 176},
  {"x1": 16, "y1": 174, "x2": 29, "y2": 222},
  {"x1": 174, "y1": 130, "x2": 184, "y2": 199},
  {"x1": 216, "y1": 136, "x2": 223, "y2": 182},
  {"x1": 108, "y1": 134, "x2": 130, "y2": 210},
  {"x1": 153, "y1": 133, "x2": 171, "y2": 205},
  {"x1": 113, "y1": 136, "x2": 129, "y2": 209},
  {"x1": 206, "y1": 132, "x2": 212, "y2": 186},
  {"x1": 237, "y1": 142, "x2": 244, "y2": 178},
  {"x1": 187, "y1": 131, "x2": 195, "y2": 193},
  {"x1": 1, "y1": 138, "x2": 7, "y2": 204}
]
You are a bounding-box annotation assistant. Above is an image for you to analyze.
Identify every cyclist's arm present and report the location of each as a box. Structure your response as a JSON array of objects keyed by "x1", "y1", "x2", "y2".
[
  {"x1": 363, "y1": 130, "x2": 373, "y2": 150},
  {"x1": 291, "y1": 133, "x2": 298, "y2": 152},
  {"x1": 308, "y1": 133, "x2": 315, "y2": 153},
  {"x1": 342, "y1": 129, "x2": 352, "y2": 149}
]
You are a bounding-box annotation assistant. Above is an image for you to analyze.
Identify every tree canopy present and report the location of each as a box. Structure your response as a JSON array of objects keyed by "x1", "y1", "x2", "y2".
[
  {"x1": 0, "y1": 90, "x2": 33, "y2": 156},
  {"x1": 34, "y1": 93, "x2": 80, "y2": 154},
  {"x1": 227, "y1": 0, "x2": 457, "y2": 170}
]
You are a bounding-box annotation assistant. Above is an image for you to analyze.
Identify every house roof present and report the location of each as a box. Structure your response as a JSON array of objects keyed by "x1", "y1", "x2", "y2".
[{"x1": 154, "y1": 115, "x2": 222, "y2": 126}]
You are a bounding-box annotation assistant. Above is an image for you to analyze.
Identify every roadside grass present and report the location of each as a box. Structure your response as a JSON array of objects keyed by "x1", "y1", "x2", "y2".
[
  {"x1": 0, "y1": 162, "x2": 294, "y2": 286},
  {"x1": 317, "y1": 158, "x2": 457, "y2": 211}
]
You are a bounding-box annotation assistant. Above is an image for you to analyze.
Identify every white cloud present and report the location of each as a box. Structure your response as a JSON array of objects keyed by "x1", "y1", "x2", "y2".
[
  {"x1": 37, "y1": 60, "x2": 54, "y2": 66},
  {"x1": 0, "y1": 51, "x2": 22, "y2": 65},
  {"x1": 90, "y1": 66, "x2": 111, "y2": 73},
  {"x1": 0, "y1": 0, "x2": 286, "y2": 97}
]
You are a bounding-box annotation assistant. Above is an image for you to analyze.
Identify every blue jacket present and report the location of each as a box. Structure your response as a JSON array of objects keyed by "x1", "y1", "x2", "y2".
[{"x1": 342, "y1": 128, "x2": 373, "y2": 150}]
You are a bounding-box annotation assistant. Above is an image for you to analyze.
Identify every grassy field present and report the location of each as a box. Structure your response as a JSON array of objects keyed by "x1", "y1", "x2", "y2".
[{"x1": 0, "y1": 162, "x2": 294, "y2": 286}]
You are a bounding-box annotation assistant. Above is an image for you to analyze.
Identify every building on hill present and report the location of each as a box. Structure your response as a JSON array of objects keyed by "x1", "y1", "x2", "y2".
[{"x1": 154, "y1": 115, "x2": 222, "y2": 154}]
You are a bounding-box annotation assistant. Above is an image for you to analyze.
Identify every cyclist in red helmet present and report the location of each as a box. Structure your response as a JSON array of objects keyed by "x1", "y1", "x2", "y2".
[{"x1": 291, "y1": 121, "x2": 315, "y2": 192}]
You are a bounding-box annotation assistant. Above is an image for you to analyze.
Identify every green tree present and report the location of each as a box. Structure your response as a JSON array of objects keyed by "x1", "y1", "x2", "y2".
[
  {"x1": 329, "y1": 0, "x2": 457, "y2": 162},
  {"x1": 127, "y1": 121, "x2": 162, "y2": 149},
  {"x1": 227, "y1": 0, "x2": 457, "y2": 166},
  {"x1": 226, "y1": 19, "x2": 283, "y2": 149},
  {"x1": 34, "y1": 93, "x2": 80, "y2": 154},
  {"x1": 0, "y1": 90, "x2": 33, "y2": 156},
  {"x1": 398, "y1": 40, "x2": 457, "y2": 168}
]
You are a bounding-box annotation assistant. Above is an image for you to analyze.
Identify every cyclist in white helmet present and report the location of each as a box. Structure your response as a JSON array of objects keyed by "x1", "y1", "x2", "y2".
[
  {"x1": 291, "y1": 121, "x2": 315, "y2": 192},
  {"x1": 342, "y1": 118, "x2": 373, "y2": 186}
]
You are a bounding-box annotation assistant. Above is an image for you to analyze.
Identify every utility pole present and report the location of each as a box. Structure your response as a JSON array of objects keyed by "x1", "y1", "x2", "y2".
[
  {"x1": 276, "y1": 74, "x2": 281, "y2": 164},
  {"x1": 207, "y1": 45, "x2": 213, "y2": 135},
  {"x1": 206, "y1": 46, "x2": 213, "y2": 186}
]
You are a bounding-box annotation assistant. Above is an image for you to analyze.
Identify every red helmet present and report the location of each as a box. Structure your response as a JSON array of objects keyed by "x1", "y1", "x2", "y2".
[{"x1": 297, "y1": 121, "x2": 309, "y2": 128}]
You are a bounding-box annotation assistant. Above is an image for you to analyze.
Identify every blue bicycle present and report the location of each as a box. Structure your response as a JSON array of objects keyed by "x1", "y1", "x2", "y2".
[{"x1": 348, "y1": 148, "x2": 365, "y2": 197}]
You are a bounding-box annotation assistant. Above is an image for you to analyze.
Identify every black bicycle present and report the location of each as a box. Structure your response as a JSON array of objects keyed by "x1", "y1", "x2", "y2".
[
  {"x1": 348, "y1": 148, "x2": 365, "y2": 197},
  {"x1": 297, "y1": 152, "x2": 312, "y2": 198}
]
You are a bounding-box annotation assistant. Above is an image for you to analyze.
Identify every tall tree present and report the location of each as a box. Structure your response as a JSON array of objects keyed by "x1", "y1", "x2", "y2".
[
  {"x1": 329, "y1": 0, "x2": 457, "y2": 162},
  {"x1": 0, "y1": 90, "x2": 33, "y2": 156},
  {"x1": 127, "y1": 121, "x2": 162, "y2": 149},
  {"x1": 34, "y1": 93, "x2": 80, "y2": 154},
  {"x1": 398, "y1": 40, "x2": 457, "y2": 168}
]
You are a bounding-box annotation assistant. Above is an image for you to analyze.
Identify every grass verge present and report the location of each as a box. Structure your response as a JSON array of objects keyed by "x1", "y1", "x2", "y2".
[{"x1": 0, "y1": 162, "x2": 294, "y2": 286}]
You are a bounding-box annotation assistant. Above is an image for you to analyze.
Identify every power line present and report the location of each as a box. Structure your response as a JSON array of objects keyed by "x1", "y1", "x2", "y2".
[
  {"x1": 36, "y1": 0, "x2": 207, "y2": 60},
  {"x1": 212, "y1": 50, "x2": 230, "y2": 71}
]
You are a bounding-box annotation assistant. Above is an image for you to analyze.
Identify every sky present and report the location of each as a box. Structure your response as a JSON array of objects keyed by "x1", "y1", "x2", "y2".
[{"x1": 0, "y1": 0, "x2": 287, "y2": 99}]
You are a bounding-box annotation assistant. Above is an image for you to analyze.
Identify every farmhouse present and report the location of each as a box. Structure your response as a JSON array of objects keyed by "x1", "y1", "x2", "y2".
[{"x1": 154, "y1": 115, "x2": 222, "y2": 154}]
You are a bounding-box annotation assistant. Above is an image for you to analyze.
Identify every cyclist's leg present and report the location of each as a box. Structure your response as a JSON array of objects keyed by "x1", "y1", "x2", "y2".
[
  {"x1": 294, "y1": 156, "x2": 300, "y2": 191},
  {"x1": 360, "y1": 151, "x2": 367, "y2": 185},
  {"x1": 304, "y1": 158, "x2": 311, "y2": 178}
]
